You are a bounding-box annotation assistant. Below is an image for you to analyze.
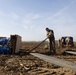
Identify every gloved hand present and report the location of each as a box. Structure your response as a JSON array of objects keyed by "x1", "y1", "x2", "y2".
[{"x1": 47, "y1": 35, "x2": 50, "y2": 38}]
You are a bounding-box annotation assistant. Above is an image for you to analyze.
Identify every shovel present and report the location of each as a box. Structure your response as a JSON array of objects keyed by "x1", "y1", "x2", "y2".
[{"x1": 29, "y1": 38, "x2": 48, "y2": 53}]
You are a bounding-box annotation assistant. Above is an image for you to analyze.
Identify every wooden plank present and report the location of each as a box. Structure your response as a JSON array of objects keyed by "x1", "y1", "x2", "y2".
[
  {"x1": 30, "y1": 53, "x2": 76, "y2": 71},
  {"x1": 15, "y1": 35, "x2": 21, "y2": 53},
  {"x1": 65, "y1": 51, "x2": 76, "y2": 55}
]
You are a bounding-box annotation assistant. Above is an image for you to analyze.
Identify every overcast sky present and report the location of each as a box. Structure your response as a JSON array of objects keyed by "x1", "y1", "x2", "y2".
[{"x1": 0, "y1": 0, "x2": 76, "y2": 41}]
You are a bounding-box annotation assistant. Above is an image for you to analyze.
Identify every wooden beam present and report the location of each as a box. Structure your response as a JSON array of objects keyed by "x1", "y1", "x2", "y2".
[
  {"x1": 30, "y1": 53, "x2": 76, "y2": 71},
  {"x1": 65, "y1": 50, "x2": 76, "y2": 55}
]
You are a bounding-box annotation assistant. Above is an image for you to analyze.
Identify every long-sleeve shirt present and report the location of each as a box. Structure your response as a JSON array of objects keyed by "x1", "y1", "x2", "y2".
[{"x1": 46, "y1": 30, "x2": 54, "y2": 38}]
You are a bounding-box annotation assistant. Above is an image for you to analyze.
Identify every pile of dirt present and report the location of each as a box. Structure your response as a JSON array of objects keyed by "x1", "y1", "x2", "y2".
[{"x1": 0, "y1": 54, "x2": 76, "y2": 75}]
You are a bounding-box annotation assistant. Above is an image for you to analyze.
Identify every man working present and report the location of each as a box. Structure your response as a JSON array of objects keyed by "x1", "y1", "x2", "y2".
[
  {"x1": 45, "y1": 28, "x2": 56, "y2": 55},
  {"x1": 65, "y1": 37, "x2": 70, "y2": 46}
]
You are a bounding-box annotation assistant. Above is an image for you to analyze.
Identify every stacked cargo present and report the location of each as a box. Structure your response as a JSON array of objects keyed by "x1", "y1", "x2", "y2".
[{"x1": 0, "y1": 37, "x2": 10, "y2": 54}]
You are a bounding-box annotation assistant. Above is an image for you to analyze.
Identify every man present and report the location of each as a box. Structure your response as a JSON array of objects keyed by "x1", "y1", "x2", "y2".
[
  {"x1": 65, "y1": 37, "x2": 70, "y2": 46},
  {"x1": 58, "y1": 37, "x2": 64, "y2": 48},
  {"x1": 58, "y1": 37, "x2": 62, "y2": 48},
  {"x1": 45, "y1": 28, "x2": 56, "y2": 55}
]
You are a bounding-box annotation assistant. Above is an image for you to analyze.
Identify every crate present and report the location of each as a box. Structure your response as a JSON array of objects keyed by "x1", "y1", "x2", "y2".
[{"x1": 10, "y1": 35, "x2": 21, "y2": 54}]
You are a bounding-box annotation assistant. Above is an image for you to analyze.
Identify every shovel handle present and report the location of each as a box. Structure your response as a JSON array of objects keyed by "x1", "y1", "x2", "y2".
[{"x1": 30, "y1": 38, "x2": 48, "y2": 52}]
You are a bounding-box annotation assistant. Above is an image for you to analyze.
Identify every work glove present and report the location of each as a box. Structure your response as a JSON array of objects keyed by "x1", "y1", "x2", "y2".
[{"x1": 47, "y1": 35, "x2": 50, "y2": 38}]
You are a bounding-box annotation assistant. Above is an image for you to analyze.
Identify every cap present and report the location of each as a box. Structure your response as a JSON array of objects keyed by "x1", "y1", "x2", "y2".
[{"x1": 45, "y1": 27, "x2": 49, "y2": 31}]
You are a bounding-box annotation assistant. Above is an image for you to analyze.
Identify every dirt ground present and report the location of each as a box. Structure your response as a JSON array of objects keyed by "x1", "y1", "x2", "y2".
[{"x1": 0, "y1": 41, "x2": 76, "y2": 75}]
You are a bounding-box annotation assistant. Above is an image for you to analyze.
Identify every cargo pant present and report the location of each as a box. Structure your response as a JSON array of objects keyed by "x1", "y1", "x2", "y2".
[{"x1": 48, "y1": 36, "x2": 56, "y2": 55}]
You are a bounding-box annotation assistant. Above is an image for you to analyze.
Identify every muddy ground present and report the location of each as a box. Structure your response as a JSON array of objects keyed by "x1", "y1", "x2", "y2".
[{"x1": 0, "y1": 41, "x2": 76, "y2": 75}]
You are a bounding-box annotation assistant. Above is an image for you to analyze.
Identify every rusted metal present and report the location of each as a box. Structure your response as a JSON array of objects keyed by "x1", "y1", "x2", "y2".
[{"x1": 30, "y1": 53, "x2": 76, "y2": 71}]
